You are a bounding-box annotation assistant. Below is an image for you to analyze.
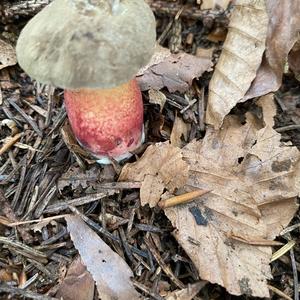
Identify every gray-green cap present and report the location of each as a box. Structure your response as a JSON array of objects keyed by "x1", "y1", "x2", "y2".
[{"x1": 16, "y1": 0, "x2": 156, "y2": 89}]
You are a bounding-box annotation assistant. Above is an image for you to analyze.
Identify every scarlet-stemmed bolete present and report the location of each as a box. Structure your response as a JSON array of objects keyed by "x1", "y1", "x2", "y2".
[{"x1": 16, "y1": 0, "x2": 156, "y2": 164}]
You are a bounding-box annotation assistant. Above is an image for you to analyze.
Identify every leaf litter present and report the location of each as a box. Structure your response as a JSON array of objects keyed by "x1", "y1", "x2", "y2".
[
  {"x1": 120, "y1": 95, "x2": 300, "y2": 297},
  {"x1": 65, "y1": 215, "x2": 141, "y2": 300},
  {"x1": 1, "y1": 1, "x2": 300, "y2": 299}
]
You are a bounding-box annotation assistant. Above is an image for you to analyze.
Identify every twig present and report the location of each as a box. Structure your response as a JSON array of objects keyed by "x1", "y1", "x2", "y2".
[
  {"x1": 0, "y1": 283, "x2": 58, "y2": 300},
  {"x1": 275, "y1": 124, "x2": 300, "y2": 133},
  {"x1": 290, "y1": 248, "x2": 299, "y2": 300},
  {"x1": 68, "y1": 206, "x2": 121, "y2": 243},
  {"x1": 132, "y1": 279, "x2": 165, "y2": 300},
  {"x1": 194, "y1": 83, "x2": 206, "y2": 131},
  {"x1": 0, "y1": 188, "x2": 33, "y2": 243},
  {"x1": 1, "y1": 0, "x2": 229, "y2": 24},
  {"x1": 146, "y1": 0, "x2": 229, "y2": 24},
  {"x1": 0, "y1": 133, "x2": 22, "y2": 156},
  {"x1": 43, "y1": 191, "x2": 118, "y2": 214},
  {"x1": 0, "y1": 237, "x2": 48, "y2": 263},
  {"x1": 158, "y1": 189, "x2": 210, "y2": 209},
  {"x1": 6, "y1": 98, "x2": 43, "y2": 137},
  {"x1": 267, "y1": 284, "x2": 293, "y2": 300},
  {"x1": 271, "y1": 240, "x2": 296, "y2": 262},
  {"x1": 144, "y1": 236, "x2": 185, "y2": 289},
  {"x1": 0, "y1": 0, "x2": 50, "y2": 22},
  {"x1": 96, "y1": 182, "x2": 142, "y2": 189},
  {"x1": 7, "y1": 214, "x2": 69, "y2": 226}
]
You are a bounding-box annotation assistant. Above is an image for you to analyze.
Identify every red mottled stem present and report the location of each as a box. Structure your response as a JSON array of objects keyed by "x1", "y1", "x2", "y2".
[{"x1": 64, "y1": 79, "x2": 144, "y2": 161}]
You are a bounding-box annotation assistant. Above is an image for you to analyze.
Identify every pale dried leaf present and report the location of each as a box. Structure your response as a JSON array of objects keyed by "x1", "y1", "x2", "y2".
[
  {"x1": 0, "y1": 87, "x2": 2, "y2": 105},
  {"x1": 195, "y1": 47, "x2": 214, "y2": 60},
  {"x1": 164, "y1": 98, "x2": 300, "y2": 297},
  {"x1": 201, "y1": 0, "x2": 231, "y2": 10},
  {"x1": 289, "y1": 39, "x2": 300, "y2": 79},
  {"x1": 165, "y1": 281, "x2": 207, "y2": 300},
  {"x1": 119, "y1": 142, "x2": 189, "y2": 207},
  {"x1": 137, "y1": 45, "x2": 171, "y2": 76},
  {"x1": 206, "y1": 0, "x2": 268, "y2": 128},
  {"x1": 56, "y1": 256, "x2": 94, "y2": 300},
  {"x1": 148, "y1": 89, "x2": 167, "y2": 111},
  {"x1": 0, "y1": 39, "x2": 17, "y2": 70},
  {"x1": 256, "y1": 94, "x2": 277, "y2": 127},
  {"x1": 170, "y1": 115, "x2": 190, "y2": 148},
  {"x1": 66, "y1": 215, "x2": 141, "y2": 300},
  {"x1": 245, "y1": 0, "x2": 300, "y2": 98},
  {"x1": 137, "y1": 47, "x2": 212, "y2": 93},
  {"x1": 30, "y1": 219, "x2": 53, "y2": 233}
]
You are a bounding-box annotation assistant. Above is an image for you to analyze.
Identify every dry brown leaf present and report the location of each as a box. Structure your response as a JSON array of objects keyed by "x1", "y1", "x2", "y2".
[
  {"x1": 66, "y1": 215, "x2": 141, "y2": 300},
  {"x1": 206, "y1": 0, "x2": 268, "y2": 128},
  {"x1": 165, "y1": 281, "x2": 207, "y2": 300},
  {"x1": 170, "y1": 114, "x2": 190, "y2": 148},
  {"x1": 164, "y1": 96, "x2": 300, "y2": 297},
  {"x1": 148, "y1": 89, "x2": 167, "y2": 111},
  {"x1": 0, "y1": 39, "x2": 17, "y2": 70},
  {"x1": 195, "y1": 47, "x2": 214, "y2": 60},
  {"x1": 56, "y1": 256, "x2": 94, "y2": 300},
  {"x1": 137, "y1": 47, "x2": 212, "y2": 93},
  {"x1": 288, "y1": 39, "x2": 300, "y2": 81},
  {"x1": 119, "y1": 142, "x2": 189, "y2": 207},
  {"x1": 245, "y1": 0, "x2": 300, "y2": 98}
]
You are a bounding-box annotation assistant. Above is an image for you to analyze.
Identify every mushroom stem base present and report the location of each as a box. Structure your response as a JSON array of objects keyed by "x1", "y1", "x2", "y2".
[{"x1": 64, "y1": 79, "x2": 144, "y2": 163}]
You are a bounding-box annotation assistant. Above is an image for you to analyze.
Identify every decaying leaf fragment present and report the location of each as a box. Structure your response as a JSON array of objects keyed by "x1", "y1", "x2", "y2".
[
  {"x1": 0, "y1": 39, "x2": 17, "y2": 70},
  {"x1": 119, "y1": 142, "x2": 189, "y2": 207},
  {"x1": 57, "y1": 165, "x2": 100, "y2": 191},
  {"x1": 137, "y1": 46, "x2": 212, "y2": 93},
  {"x1": 170, "y1": 114, "x2": 190, "y2": 148},
  {"x1": 165, "y1": 281, "x2": 207, "y2": 300},
  {"x1": 56, "y1": 256, "x2": 94, "y2": 300},
  {"x1": 164, "y1": 96, "x2": 300, "y2": 297},
  {"x1": 66, "y1": 215, "x2": 141, "y2": 300},
  {"x1": 206, "y1": 0, "x2": 268, "y2": 128}
]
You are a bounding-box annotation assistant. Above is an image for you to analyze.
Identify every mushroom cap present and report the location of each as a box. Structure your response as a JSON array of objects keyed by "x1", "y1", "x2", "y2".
[{"x1": 16, "y1": 0, "x2": 156, "y2": 89}]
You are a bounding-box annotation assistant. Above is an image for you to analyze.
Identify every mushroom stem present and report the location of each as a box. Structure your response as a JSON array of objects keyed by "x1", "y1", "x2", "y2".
[
  {"x1": 108, "y1": 0, "x2": 120, "y2": 14},
  {"x1": 64, "y1": 79, "x2": 144, "y2": 164}
]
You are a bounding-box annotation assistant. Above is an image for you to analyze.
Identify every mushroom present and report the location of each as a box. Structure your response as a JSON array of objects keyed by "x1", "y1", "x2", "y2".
[{"x1": 16, "y1": 0, "x2": 156, "y2": 164}]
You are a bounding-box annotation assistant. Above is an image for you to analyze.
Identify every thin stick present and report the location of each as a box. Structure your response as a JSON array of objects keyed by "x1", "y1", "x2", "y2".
[
  {"x1": 290, "y1": 248, "x2": 299, "y2": 300},
  {"x1": 158, "y1": 189, "x2": 210, "y2": 209},
  {"x1": 271, "y1": 240, "x2": 295, "y2": 262},
  {"x1": 275, "y1": 124, "x2": 300, "y2": 133},
  {"x1": 0, "y1": 133, "x2": 22, "y2": 156},
  {"x1": 267, "y1": 285, "x2": 293, "y2": 300},
  {"x1": 7, "y1": 214, "x2": 69, "y2": 227}
]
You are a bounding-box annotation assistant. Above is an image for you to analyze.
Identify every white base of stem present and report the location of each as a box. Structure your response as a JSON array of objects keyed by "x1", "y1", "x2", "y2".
[{"x1": 95, "y1": 126, "x2": 145, "y2": 165}]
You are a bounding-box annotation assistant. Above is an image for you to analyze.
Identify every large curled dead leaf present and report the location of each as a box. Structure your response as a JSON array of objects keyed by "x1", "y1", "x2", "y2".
[
  {"x1": 65, "y1": 215, "x2": 141, "y2": 300},
  {"x1": 165, "y1": 96, "x2": 300, "y2": 297},
  {"x1": 0, "y1": 39, "x2": 17, "y2": 70},
  {"x1": 245, "y1": 0, "x2": 300, "y2": 98},
  {"x1": 206, "y1": 0, "x2": 268, "y2": 128},
  {"x1": 119, "y1": 142, "x2": 189, "y2": 207},
  {"x1": 137, "y1": 46, "x2": 212, "y2": 93}
]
